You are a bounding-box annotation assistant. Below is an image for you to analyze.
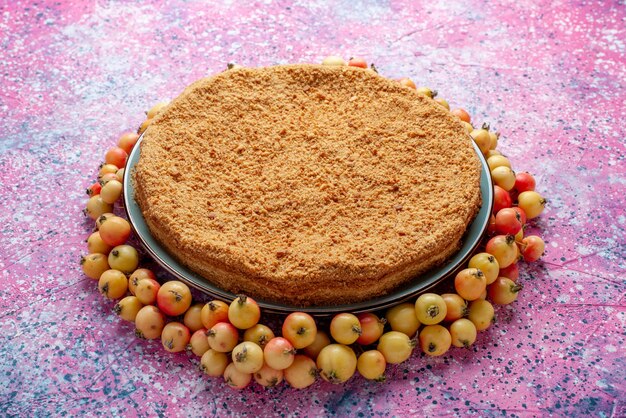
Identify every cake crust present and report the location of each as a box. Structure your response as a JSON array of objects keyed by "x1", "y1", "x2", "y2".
[{"x1": 133, "y1": 64, "x2": 482, "y2": 306}]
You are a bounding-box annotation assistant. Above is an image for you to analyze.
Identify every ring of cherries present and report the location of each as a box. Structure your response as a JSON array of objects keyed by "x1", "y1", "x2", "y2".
[{"x1": 81, "y1": 56, "x2": 546, "y2": 390}]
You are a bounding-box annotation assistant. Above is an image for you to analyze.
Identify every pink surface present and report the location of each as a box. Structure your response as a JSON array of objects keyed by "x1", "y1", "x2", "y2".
[{"x1": 1, "y1": 1, "x2": 625, "y2": 416}]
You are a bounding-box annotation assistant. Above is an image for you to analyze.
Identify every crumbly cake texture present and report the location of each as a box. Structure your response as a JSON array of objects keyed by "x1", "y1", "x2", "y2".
[{"x1": 133, "y1": 64, "x2": 482, "y2": 307}]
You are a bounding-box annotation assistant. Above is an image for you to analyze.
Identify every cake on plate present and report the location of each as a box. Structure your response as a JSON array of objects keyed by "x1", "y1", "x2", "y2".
[{"x1": 133, "y1": 64, "x2": 482, "y2": 306}]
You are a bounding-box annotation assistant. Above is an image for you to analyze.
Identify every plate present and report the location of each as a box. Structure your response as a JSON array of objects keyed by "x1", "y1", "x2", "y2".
[{"x1": 124, "y1": 137, "x2": 493, "y2": 315}]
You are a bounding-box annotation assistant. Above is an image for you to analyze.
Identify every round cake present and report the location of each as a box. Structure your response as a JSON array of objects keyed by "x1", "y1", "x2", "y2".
[{"x1": 133, "y1": 64, "x2": 482, "y2": 307}]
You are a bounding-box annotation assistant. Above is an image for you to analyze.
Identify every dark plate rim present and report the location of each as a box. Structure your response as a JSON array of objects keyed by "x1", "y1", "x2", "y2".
[{"x1": 124, "y1": 134, "x2": 493, "y2": 315}]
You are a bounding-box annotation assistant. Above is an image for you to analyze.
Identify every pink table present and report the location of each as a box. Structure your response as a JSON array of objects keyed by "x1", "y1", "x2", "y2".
[{"x1": 1, "y1": 1, "x2": 624, "y2": 416}]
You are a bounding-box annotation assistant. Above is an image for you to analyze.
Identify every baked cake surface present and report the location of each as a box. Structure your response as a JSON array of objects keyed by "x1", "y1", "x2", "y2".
[{"x1": 133, "y1": 64, "x2": 482, "y2": 306}]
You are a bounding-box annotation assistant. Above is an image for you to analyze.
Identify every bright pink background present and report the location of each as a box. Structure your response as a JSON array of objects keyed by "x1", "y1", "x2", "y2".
[{"x1": 1, "y1": 1, "x2": 624, "y2": 416}]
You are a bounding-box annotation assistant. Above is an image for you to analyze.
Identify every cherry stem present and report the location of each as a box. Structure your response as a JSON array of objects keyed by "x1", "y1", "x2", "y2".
[
  {"x1": 327, "y1": 371, "x2": 340, "y2": 384},
  {"x1": 427, "y1": 305, "x2": 440, "y2": 318},
  {"x1": 235, "y1": 346, "x2": 247, "y2": 362}
]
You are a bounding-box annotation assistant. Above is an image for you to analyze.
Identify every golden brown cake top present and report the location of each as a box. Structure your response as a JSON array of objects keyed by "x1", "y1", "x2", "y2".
[{"x1": 134, "y1": 64, "x2": 481, "y2": 300}]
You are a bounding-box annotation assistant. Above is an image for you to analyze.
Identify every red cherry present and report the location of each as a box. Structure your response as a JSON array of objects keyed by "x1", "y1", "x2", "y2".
[
  {"x1": 117, "y1": 132, "x2": 140, "y2": 154},
  {"x1": 86, "y1": 182, "x2": 102, "y2": 197},
  {"x1": 521, "y1": 235, "x2": 545, "y2": 262},
  {"x1": 105, "y1": 147, "x2": 128, "y2": 168},
  {"x1": 398, "y1": 78, "x2": 416, "y2": 89},
  {"x1": 451, "y1": 108, "x2": 471, "y2": 123},
  {"x1": 495, "y1": 208, "x2": 523, "y2": 235},
  {"x1": 356, "y1": 313, "x2": 385, "y2": 345},
  {"x1": 493, "y1": 185, "x2": 512, "y2": 214},
  {"x1": 485, "y1": 234, "x2": 517, "y2": 268},
  {"x1": 512, "y1": 207, "x2": 527, "y2": 226},
  {"x1": 515, "y1": 172, "x2": 536, "y2": 193},
  {"x1": 348, "y1": 57, "x2": 368, "y2": 68},
  {"x1": 499, "y1": 262, "x2": 519, "y2": 282}
]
